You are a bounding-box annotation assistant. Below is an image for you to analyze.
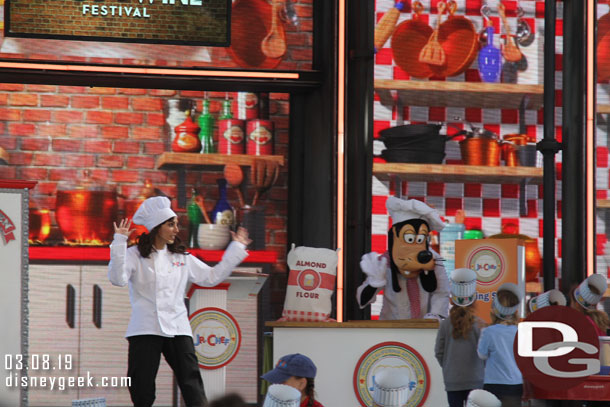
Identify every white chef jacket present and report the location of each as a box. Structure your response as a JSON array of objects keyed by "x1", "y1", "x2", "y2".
[
  {"x1": 356, "y1": 250, "x2": 449, "y2": 320},
  {"x1": 108, "y1": 233, "x2": 248, "y2": 338}
]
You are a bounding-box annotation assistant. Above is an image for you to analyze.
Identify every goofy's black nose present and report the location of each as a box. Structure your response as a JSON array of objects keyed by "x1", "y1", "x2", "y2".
[{"x1": 417, "y1": 250, "x2": 433, "y2": 264}]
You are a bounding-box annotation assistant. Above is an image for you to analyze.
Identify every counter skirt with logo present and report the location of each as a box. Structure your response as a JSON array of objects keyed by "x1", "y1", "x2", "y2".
[
  {"x1": 108, "y1": 233, "x2": 248, "y2": 406},
  {"x1": 356, "y1": 251, "x2": 449, "y2": 320}
]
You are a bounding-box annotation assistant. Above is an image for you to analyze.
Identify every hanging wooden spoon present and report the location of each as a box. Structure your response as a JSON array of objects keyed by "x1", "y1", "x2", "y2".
[
  {"x1": 261, "y1": 0, "x2": 287, "y2": 59},
  {"x1": 194, "y1": 189, "x2": 212, "y2": 224},
  {"x1": 224, "y1": 163, "x2": 246, "y2": 208},
  {"x1": 498, "y1": 2, "x2": 522, "y2": 62}
]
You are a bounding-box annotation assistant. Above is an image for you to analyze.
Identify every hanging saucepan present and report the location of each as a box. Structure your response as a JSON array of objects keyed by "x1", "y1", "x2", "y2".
[
  {"x1": 430, "y1": 1, "x2": 479, "y2": 78},
  {"x1": 228, "y1": 0, "x2": 283, "y2": 69},
  {"x1": 391, "y1": 1, "x2": 434, "y2": 79},
  {"x1": 597, "y1": 12, "x2": 610, "y2": 82},
  {"x1": 55, "y1": 170, "x2": 118, "y2": 245}
]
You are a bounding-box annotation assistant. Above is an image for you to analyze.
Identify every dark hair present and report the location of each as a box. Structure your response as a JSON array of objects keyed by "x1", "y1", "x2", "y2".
[
  {"x1": 490, "y1": 290, "x2": 520, "y2": 325},
  {"x1": 296, "y1": 377, "x2": 316, "y2": 407},
  {"x1": 450, "y1": 303, "x2": 476, "y2": 339},
  {"x1": 208, "y1": 393, "x2": 246, "y2": 407},
  {"x1": 136, "y1": 217, "x2": 186, "y2": 258}
]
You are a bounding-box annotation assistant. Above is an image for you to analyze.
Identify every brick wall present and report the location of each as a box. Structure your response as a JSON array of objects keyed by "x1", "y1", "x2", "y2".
[{"x1": 0, "y1": 85, "x2": 290, "y2": 280}]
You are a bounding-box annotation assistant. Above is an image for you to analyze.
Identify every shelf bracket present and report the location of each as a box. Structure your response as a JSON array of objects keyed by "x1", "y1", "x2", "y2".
[{"x1": 519, "y1": 179, "x2": 529, "y2": 217}]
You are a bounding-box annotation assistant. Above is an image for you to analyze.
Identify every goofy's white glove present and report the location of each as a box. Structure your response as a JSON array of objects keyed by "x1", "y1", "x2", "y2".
[{"x1": 360, "y1": 252, "x2": 387, "y2": 288}]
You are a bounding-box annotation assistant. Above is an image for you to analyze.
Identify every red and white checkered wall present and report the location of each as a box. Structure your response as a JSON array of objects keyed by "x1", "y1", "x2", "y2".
[{"x1": 371, "y1": 0, "x2": 610, "y2": 282}]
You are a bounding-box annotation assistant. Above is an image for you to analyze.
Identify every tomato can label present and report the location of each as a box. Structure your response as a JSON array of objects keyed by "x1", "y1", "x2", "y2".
[
  {"x1": 236, "y1": 92, "x2": 259, "y2": 120},
  {"x1": 246, "y1": 119, "x2": 274, "y2": 155},
  {"x1": 218, "y1": 119, "x2": 245, "y2": 154}
]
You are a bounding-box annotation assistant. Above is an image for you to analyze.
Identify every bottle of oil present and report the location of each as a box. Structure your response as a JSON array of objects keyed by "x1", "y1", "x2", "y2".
[{"x1": 198, "y1": 95, "x2": 215, "y2": 154}]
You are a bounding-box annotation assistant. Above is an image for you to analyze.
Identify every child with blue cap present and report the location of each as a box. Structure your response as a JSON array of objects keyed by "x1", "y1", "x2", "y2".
[{"x1": 261, "y1": 353, "x2": 324, "y2": 407}]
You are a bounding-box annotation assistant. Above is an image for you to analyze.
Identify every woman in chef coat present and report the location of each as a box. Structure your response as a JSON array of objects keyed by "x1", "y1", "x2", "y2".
[{"x1": 108, "y1": 196, "x2": 251, "y2": 407}]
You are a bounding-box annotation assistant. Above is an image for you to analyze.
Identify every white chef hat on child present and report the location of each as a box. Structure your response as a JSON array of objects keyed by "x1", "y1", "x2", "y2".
[
  {"x1": 262, "y1": 384, "x2": 301, "y2": 407},
  {"x1": 529, "y1": 289, "x2": 566, "y2": 312},
  {"x1": 492, "y1": 282, "x2": 522, "y2": 318},
  {"x1": 386, "y1": 197, "x2": 445, "y2": 232},
  {"x1": 132, "y1": 196, "x2": 177, "y2": 232},
  {"x1": 574, "y1": 274, "x2": 607, "y2": 309},
  {"x1": 372, "y1": 368, "x2": 411, "y2": 407},
  {"x1": 466, "y1": 389, "x2": 501, "y2": 407},
  {"x1": 450, "y1": 268, "x2": 477, "y2": 307}
]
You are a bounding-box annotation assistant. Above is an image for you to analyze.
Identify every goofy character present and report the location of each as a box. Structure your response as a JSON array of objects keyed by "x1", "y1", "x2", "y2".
[{"x1": 357, "y1": 197, "x2": 449, "y2": 320}]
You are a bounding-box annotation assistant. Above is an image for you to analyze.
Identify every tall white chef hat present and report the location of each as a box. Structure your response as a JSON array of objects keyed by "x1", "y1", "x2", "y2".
[
  {"x1": 574, "y1": 274, "x2": 608, "y2": 309},
  {"x1": 466, "y1": 389, "x2": 501, "y2": 407},
  {"x1": 372, "y1": 368, "x2": 411, "y2": 407},
  {"x1": 132, "y1": 196, "x2": 177, "y2": 232},
  {"x1": 492, "y1": 282, "x2": 522, "y2": 318},
  {"x1": 386, "y1": 197, "x2": 445, "y2": 232},
  {"x1": 262, "y1": 384, "x2": 301, "y2": 407},
  {"x1": 450, "y1": 268, "x2": 478, "y2": 307},
  {"x1": 529, "y1": 289, "x2": 566, "y2": 312}
]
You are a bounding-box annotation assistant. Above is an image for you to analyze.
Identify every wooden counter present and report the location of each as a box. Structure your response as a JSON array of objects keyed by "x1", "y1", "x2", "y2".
[{"x1": 266, "y1": 319, "x2": 439, "y2": 329}]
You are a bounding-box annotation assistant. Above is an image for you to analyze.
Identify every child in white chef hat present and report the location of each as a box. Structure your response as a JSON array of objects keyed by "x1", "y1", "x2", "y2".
[
  {"x1": 477, "y1": 283, "x2": 523, "y2": 407},
  {"x1": 527, "y1": 289, "x2": 566, "y2": 314},
  {"x1": 570, "y1": 274, "x2": 609, "y2": 336},
  {"x1": 466, "y1": 389, "x2": 501, "y2": 407},
  {"x1": 435, "y1": 268, "x2": 484, "y2": 407},
  {"x1": 109, "y1": 196, "x2": 251, "y2": 407},
  {"x1": 263, "y1": 384, "x2": 302, "y2": 407}
]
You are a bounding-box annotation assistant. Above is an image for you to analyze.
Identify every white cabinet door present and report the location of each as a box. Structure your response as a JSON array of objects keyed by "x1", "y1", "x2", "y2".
[
  {"x1": 79, "y1": 266, "x2": 174, "y2": 406},
  {"x1": 28, "y1": 265, "x2": 80, "y2": 406}
]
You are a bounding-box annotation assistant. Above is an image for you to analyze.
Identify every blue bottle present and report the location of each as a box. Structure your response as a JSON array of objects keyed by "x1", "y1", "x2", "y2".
[{"x1": 210, "y1": 179, "x2": 235, "y2": 228}]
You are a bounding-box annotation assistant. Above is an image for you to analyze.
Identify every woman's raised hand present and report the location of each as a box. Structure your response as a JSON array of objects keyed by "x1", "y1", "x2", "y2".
[
  {"x1": 114, "y1": 218, "x2": 135, "y2": 237},
  {"x1": 230, "y1": 226, "x2": 252, "y2": 247}
]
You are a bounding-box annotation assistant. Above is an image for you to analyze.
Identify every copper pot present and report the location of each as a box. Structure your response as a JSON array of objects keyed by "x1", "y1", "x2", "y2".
[
  {"x1": 55, "y1": 173, "x2": 118, "y2": 245},
  {"x1": 459, "y1": 137, "x2": 501, "y2": 166}
]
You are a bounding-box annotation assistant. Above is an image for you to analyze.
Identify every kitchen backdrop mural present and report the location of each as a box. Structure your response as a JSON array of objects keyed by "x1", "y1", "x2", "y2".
[
  {"x1": 0, "y1": 87, "x2": 290, "y2": 405},
  {"x1": 371, "y1": 0, "x2": 610, "y2": 317}
]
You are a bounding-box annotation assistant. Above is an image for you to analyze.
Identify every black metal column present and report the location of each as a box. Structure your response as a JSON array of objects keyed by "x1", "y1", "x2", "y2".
[
  {"x1": 539, "y1": 0, "x2": 561, "y2": 291},
  {"x1": 343, "y1": 0, "x2": 375, "y2": 320},
  {"x1": 561, "y1": 0, "x2": 588, "y2": 293}
]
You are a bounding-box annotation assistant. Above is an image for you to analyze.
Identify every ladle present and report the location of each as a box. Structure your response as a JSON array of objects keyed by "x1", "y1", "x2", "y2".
[{"x1": 261, "y1": 0, "x2": 287, "y2": 59}]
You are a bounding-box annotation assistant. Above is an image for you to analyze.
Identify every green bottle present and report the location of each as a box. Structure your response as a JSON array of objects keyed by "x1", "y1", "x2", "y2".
[
  {"x1": 187, "y1": 189, "x2": 203, "y2": 248},
  {"x1": 198, "y1": 99, "x2": 215, "y2": 153},
  {"x1": 220, "y1": 98, "x2": 233, "y2": 120}
]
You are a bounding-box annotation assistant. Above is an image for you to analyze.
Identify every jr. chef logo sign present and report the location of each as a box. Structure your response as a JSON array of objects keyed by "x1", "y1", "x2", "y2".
[
  {"x1": 6, "y1": 0, "x2": 230, "y2": 45},
  {"x1": 190, "y1": 307, "x2": 241, "y2": 370},
  {"x1": 466, "y1": 246, "x2": 505, "y2": 285},
  {"x1": 353, "y1": 342, "x2": 430, "y2": 407}
]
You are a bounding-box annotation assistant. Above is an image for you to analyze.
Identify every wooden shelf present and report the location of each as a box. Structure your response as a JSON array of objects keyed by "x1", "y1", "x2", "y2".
[
  {"x1": 374, "y1": 80, "x2": 544, "y2": 110},
  {"x1": 156, "y1": 152, "x2": 285, "y2": 170},
  {"x1": 598, "y1": 199, "x2": 610, "y2": 208},
  {"x1": 373, "y1": 163, "x2": 543, "y2": 184},
  {"x1": 598, "y1": 105, "x2": 610, "y2": 114}
]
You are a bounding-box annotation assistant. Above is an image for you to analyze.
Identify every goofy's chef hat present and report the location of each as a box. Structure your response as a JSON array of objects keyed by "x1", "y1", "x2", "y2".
[
  {"x1": 262, "y1": 384, "x2": 301, "y2": 407},
  {"x1": 132, "y1": 196, "x2": 177, "y2": 232},
  {"x1": 466, "y1": 389, "x2": 501, "y2": 407},
  {"x1": 372, "y1": 368, "x2": 411, "y2": 407},
  {"x1": 574, "y1": 274, "x2": 608, "y2": 309},
  {"x1": 529, "y1": 289, "x2": 566, "y2": 312},
  {"x1": 450, "y1": 268, "x2": 477, "y2": 307},
  {"x1": 492, "y1": 282, "x2": 522, "y2": 318},
  {"x1": 386, "y1": 197, "x2": 445, "y2": 232}
]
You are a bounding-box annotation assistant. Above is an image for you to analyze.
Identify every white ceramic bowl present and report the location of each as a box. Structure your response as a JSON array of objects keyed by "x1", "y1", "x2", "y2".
[{"x1": 197, "y1": 224, "x2": 231, "y2": 250}]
